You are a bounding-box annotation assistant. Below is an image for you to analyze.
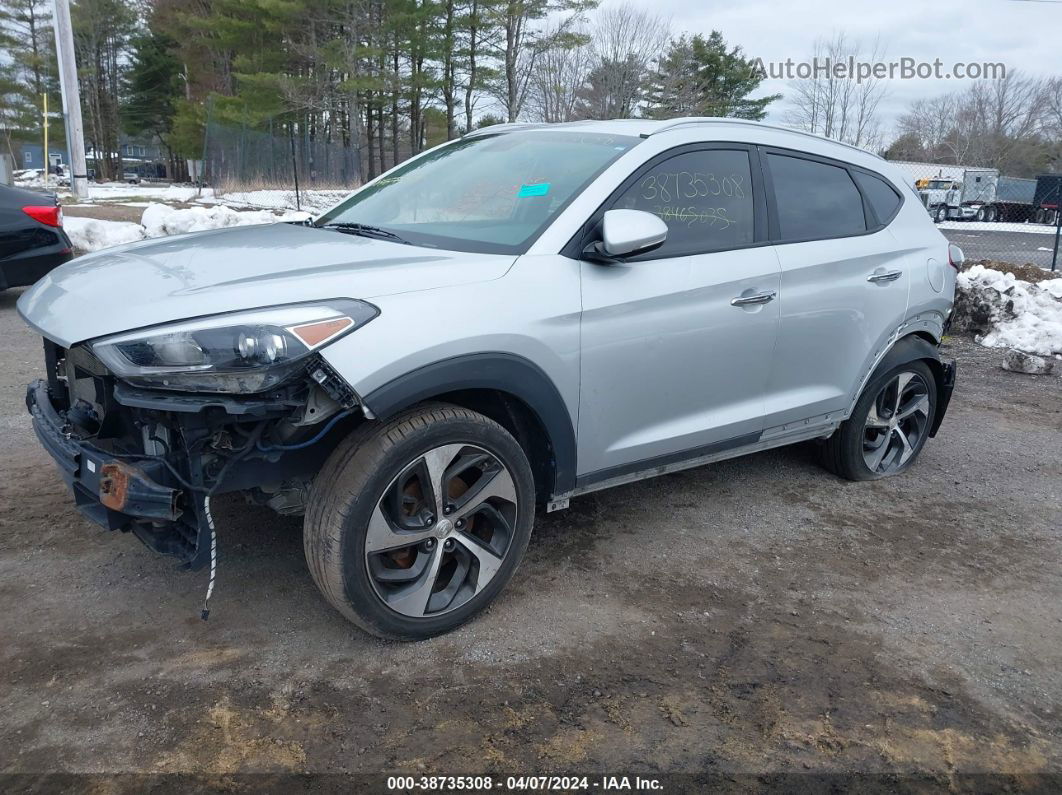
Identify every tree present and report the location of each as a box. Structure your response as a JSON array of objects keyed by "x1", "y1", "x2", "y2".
[
  {"x1": 574, "y1": 2, "x2": 668, "y2": 120},
  {"x1": 784, "y1": 33, "x2": 887, "y2": 149},
  {"x1": 527, "y1": 22, "x2": 590, "y2": 122},
  {"x1": 647, "y1": 32, "x2": 779, "y2": 121},
  {"x1": 891, "y1": 72, "x2": 1049, "y2": 175},
  {"x1": 0, "y1": 0, "x2": 64, "y2": 160},
  {"x1": 72, "y1": 0, "x2": 139, "y2": 180},
  {"x1": 124, "y1": 28, "x2": 184, "y2": 177},
  {"x1": 475, "y1": 112, "x2": 505, "y2": 128},
  {"x1": 487, "y1": 0, "x2": 595, "y2": 122}
]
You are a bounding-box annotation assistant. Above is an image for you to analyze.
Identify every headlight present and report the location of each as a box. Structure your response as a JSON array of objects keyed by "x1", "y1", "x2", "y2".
[{"x1": 91, "y1": 299, "x2": 378, "y2": 394}]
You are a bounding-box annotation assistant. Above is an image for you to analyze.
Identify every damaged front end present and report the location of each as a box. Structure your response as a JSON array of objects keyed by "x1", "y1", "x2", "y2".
[{"x1": 27, "y1": 338, "x2": 365, "y2": 571}]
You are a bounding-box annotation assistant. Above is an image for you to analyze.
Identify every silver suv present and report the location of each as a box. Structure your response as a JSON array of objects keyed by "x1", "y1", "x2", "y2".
[{"x1": 19, "y1": 119, "x2": 958, "y2": 639}]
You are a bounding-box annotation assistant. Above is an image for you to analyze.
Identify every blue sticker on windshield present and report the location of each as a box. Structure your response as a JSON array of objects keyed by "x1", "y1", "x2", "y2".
[{"x1": 518, "y1": 182, "x2": 550, "y2": 198}]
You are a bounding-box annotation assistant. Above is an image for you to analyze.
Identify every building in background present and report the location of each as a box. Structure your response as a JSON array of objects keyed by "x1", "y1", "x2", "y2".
[{"x1": 17, "y1": 143, "x2": 71, "y2": 172}]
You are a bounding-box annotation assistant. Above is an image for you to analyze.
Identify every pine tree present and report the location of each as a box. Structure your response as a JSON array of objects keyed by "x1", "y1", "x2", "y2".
[
  {"x1": 646, "y1": 32, "x2": 780, "y2": 121},
  {"x1": 123, "y1": 28, "x2": 184, "y2": 177},
  {"x1": 0, "y1": 0, "x2": 64, "y2": 159}
]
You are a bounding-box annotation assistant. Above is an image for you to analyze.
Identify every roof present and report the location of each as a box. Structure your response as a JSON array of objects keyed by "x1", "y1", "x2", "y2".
[{"x1": 466, "y1": 117, "x2": 884, "y2": 160}]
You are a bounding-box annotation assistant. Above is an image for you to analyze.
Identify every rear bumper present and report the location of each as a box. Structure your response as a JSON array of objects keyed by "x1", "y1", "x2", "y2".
[
  {"x1": 929, "y1": 360, "x2": 956, "y2": 438},
  {"x1": 26, "y1": 379, "x2": 208, "y2": 567},
  {"x1": 0, "y1": 244, "x2": 72, "y2": 290}
]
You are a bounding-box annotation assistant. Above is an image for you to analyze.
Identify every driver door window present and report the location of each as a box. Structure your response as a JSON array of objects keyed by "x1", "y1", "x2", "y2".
[{"x1": 610, "y1": 149, "x2": 755, "y2": 258}]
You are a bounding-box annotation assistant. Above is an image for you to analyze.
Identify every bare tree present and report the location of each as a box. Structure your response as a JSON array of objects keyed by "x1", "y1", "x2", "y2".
[
  {"x1": 527, "y1": 22, "x2": 591, "y2": 122},
  {"x1": 1045, "y1": 76, "x2": 1062, "y2": 139},
  {"x1": 897, "y1": 93, "x2": 976, "y2": 164},
  {"x1": 784, "y1": 32, "x2": 888, "y2": 150},
  {"x1": 895, "y1": 71, "x2": 1047, "y2": 171},
  {"x1": 575, "y1": 2, "x2": 668, "y2": 119},
  {"x1": 964, "y1": 71, "x2": 1046, "y2": 168}
]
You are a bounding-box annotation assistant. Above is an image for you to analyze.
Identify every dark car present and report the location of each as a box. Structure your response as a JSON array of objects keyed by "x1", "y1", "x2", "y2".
[{"x1": 0, "y1": 183, "x2": 73, "y2": 292}]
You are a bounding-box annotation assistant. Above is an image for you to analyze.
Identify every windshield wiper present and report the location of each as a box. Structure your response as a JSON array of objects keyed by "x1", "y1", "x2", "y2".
[{"x1": 321, "y1": 222, "x2": 411, "y2": 245}]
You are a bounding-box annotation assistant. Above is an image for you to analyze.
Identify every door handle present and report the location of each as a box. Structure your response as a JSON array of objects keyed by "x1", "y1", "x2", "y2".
[
  {"x1": 730, "y1": 290, "x2": 777, "y2": 307},
  {"x1": 867, "y1": 269, "x2": 903, "y2": 283}
]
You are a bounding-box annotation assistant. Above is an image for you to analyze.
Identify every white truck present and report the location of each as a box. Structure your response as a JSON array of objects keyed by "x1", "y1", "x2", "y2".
[
  {"x1": 912, "y1": 167, "x2": 1039, "y2": 224},
  {"x1": 916, "y1": 168, "x2": 999, "y2": 222}
]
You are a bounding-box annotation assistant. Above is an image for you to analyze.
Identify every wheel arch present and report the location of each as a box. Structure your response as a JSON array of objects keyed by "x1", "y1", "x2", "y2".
[
  {"x1": 853, "y1": 332, "x2": 953, "y2": 437},
  {"x1": 361, "y1": 353, "x2": 577, "y2": 501}
]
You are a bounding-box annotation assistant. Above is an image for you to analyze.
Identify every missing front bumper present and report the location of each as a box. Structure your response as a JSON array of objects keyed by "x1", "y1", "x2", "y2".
[{"x1": 26, "y1": 379, "x2": 212, "y2": 569}]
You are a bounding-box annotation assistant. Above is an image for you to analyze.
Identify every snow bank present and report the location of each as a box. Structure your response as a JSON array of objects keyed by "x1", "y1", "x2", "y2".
[
  {"x1": 64, "y1": 203, "x2": 311, "y2": 253},
  {"x1": 206, "y1": 188, "x2": 349, "y2": 213},
  {"x1": 956, "y1": 264, "x2": 1062, "y2": 357},
  {"x1": 84, "y1": 183, "x2": 214, "y2": 203},
  {"x1": 63, "y1": 217, "x2": 146, "y2": 252},
  {"x1": 140, "y1": 203, "x2": 308, "y2": 236},
  {"x1": 939, "y1": 220, "x2": 1061, "y2": 236}
]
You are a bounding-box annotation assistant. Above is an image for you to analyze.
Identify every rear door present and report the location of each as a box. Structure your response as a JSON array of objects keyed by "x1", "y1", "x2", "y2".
[
  {"x1": 761, "y1": 150, "x2": 910, "y2": 429},
  {"x1": 576, "y1": 144, "x2": 781, "y2": 478}
]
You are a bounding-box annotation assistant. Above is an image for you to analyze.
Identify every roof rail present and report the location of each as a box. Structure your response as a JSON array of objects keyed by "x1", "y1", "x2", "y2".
[
  {"x1": 462, "y1": 122, "x2": 551, "y2": 138},
  {"x1": 648, "y1": 117, "x2": 884, "y2": 160}
]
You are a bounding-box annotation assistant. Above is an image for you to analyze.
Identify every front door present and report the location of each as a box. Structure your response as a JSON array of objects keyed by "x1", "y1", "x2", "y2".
[{"x1": 576, "y1": 145, "x2": 781, "y2": 480}]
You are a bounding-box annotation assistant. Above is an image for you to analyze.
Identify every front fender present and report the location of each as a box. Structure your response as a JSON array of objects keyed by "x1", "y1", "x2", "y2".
[{"x1": 361, "y1": 352, "x2": 578, "y2": 495}]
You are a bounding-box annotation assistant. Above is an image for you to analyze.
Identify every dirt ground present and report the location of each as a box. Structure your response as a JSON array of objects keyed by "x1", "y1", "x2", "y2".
[{"x1": 1, "y1": 284, "x2": 1060, "y2": 791}]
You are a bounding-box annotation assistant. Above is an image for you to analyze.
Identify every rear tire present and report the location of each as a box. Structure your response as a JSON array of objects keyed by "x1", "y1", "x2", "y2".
[
  {"x1": 304, "y1": 403, "x2": 535, "y2": 640},
  {"x1": 821, "y1": 361, "x2": 937, "y2": 482}
]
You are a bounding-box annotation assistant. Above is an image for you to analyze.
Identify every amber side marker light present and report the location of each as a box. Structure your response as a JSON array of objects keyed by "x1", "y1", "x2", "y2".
[{"x1": 290, "y1": 316, "x2": 355, "y2": 347}]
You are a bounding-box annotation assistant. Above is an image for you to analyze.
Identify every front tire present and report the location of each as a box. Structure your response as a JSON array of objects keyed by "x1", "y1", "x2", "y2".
[
  {"x1": 935, "y1": 205, "x2": 948, "y2": 223},
  {"x1": 821, "y1": 361, "x2": 937, "y2": 481},
  {"x1": 304, "y1": 404, "x2": 535, "y2": 640}
]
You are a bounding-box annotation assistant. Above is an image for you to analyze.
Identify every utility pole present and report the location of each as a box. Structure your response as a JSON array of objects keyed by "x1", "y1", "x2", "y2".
[
  {"x1": 42, "y1": 94, "x2": 48, "y2": 189},
  {"x1": 52, "y1": 0, "x2": 89, "y2": 201}
]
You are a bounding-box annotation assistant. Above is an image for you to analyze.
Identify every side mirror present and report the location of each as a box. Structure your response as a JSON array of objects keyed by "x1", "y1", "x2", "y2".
[{"x1": 584, "y1": 209, "x2": 668, "y2": 262}]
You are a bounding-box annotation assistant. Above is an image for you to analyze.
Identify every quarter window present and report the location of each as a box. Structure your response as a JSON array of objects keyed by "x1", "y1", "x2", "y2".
[
  {"x1": 767, "y1": 153, "x2": 866, "y2": 240},
  {"x1": 852, "y1": 170, "x2": 902, "y2": 227},
  {"x1": 611, "y1": 149, "x2": 755, "y2": 257}
]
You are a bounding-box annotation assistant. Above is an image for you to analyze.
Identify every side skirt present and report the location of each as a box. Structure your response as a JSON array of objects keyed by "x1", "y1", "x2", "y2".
[{"x1": 552, "y1": 423, "x2": 839, "y2": 506}]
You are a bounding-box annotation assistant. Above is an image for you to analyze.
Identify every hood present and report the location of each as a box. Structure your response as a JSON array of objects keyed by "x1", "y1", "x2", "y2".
[{"x1": 18, "y1": 222, "x2": 516, "y2": 347}]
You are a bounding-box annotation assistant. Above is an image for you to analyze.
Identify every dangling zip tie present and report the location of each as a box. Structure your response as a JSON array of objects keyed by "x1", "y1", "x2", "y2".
[{"x1": 200, "y1": 495, "x2": 217, "y2": 621}]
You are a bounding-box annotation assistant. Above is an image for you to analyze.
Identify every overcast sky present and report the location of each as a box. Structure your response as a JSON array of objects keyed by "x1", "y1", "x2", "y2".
[{"x1": 646, "y1": 0, "x2": 1062, "y2": 137}]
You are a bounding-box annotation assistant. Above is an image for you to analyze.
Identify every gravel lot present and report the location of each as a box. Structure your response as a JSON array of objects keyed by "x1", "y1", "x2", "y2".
[{"x1": 1, "y1": 284, "x2": 1060, "y2": 789}]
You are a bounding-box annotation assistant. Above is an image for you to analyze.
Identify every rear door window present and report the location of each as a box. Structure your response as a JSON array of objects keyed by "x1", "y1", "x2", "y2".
[
  {"x1": 852, "y1": 170, "x2": 902, "y2": 227},
  {"x1": 610, "y1": 148, "x2": 755, "y2": 257},
  {"x1": 766, "y1": 153, "x2": 866, "y2": 241}
]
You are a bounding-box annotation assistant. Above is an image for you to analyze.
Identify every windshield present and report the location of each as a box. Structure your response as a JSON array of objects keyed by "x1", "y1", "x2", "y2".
[{"x1": 316, "y1": 130, "x2": 640, "y2": 254}]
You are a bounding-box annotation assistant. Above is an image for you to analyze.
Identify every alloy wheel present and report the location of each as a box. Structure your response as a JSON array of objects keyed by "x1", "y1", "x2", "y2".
[
  {"x1": 862, "y1": 371, "x2": 932, "y2": 475},
  {"x1": 365, "y1": 443, "x2": 518, "y2": 618}
]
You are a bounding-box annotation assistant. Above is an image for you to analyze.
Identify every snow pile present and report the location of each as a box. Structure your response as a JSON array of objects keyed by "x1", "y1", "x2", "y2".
[
  {"x1": 63, "y1": 203, "x2": 311, "y2": 253},
  {"x1": 207, "y1": 188, "x2": 349, "y2": 213},
  {"x1": 84, "y1": 182, "x2": 212, "y2": 203},
  {"x1": 939, "y1": 220, "x2": 1061, "y2": 236},
  {"x1": 955, "y1": 264, "x2": 1062, "y2": 357},
  {"x1": 63, "y1": 217, "x2": 146, "y2": 251},
  {"x1": 140, "y1": 202, "x2": 308, "y2": 236}
]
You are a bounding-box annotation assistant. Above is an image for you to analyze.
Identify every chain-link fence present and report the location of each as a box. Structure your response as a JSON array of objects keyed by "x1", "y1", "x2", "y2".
[
  {"x1": 203, "y1": 117, "x2": 358, "y2": 214},
  {"x1": 888, "y1": 161, "x2": 1062, "y2": 273}
]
